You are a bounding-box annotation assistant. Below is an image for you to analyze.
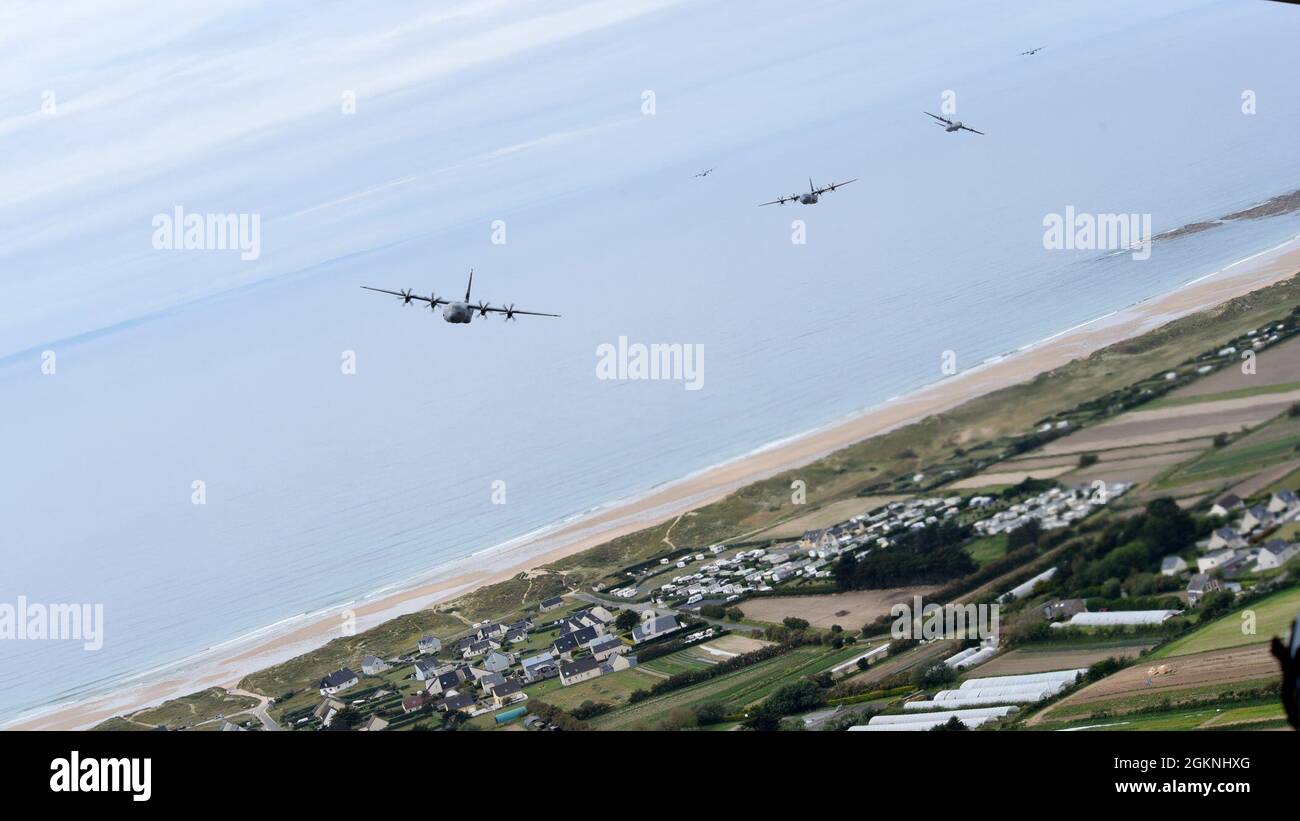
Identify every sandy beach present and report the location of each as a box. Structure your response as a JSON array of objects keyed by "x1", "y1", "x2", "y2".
[{"x1": 14, "y1": 235, "x2": 1300, "y2": 731}]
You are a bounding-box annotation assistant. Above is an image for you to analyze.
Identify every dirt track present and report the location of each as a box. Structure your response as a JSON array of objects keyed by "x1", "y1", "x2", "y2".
[{"x1": 741, "y1": 587, "x2": 937, "y2": 630}]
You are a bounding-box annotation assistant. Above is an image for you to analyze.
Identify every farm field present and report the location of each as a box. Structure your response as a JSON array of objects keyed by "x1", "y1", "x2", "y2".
[
  {"x1": 1057, "y1": 449, "x2": 1197, "y2": 486},
  {"x1": 1034, "y1": 392, "x2": 1300, "y2": 456},
  {"x1": 1232, "y1": 459, "x2": 1300, "y2": 498},
  {"x1": 842, "y1": 639, "x2": 957, "y2": 687},
  {"x1": 1147, "y1": 381, "x2": 1300, "y2": 409},
  {"x1": 1263, "y1": 466, "x2": 1300, "y2": 496},
  {"x1": 1156, "y1": 412, "x2": 1300, "y2": 489},
  {"x1": 739, "y1": 587, "x2": 937, "y2": 630},
  {"x1": 639, "y1": 642, "x2": 737, "y2": 678},
  {"x1": 965, "y1": 534, "x2": 1008, "y2": 566},
  {"x1": 1160, "y1": 335, "x2": 1300, "y2": 400},
  {"x1": 1151, "y1": 586, "x2": 1300, "y2": 658},
  {"x1": 972, "y1": 641, "x2": 1155, "y2": 677},
  {"x1": 639, "y1": 635, "x2": 775, "y2": 679},
  {"x1": 1029, "y1": 644, "x2": 1279, "y2": 725},
  {"x1": 1003, "y1": 439, "x2": 1214, "y2": 470},
  {"x1": 591, "y1": 643, "x2": 865, "y2": 730},
  {"x1": 1052, "y1": 701, "x2": 1286, "y2": 731},
  {"x1": 948, "y1": 466, "x2": 1072, "y2": 489},
  {"x1": 703, "y1": 634, "x2": 773, "y2": 655}
]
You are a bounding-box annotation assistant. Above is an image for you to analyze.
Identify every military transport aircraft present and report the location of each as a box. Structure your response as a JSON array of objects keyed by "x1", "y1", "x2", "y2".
[
  {"x1": 362, "y1": 270, "x2": 560, "y2": 323},
  {"x1": 924, "y1": 111, "x2": 986, "y2": 135},
  {"x1": 1021, "y1": 46, "x2": 1044, "y2": 55},
  {"x1": 758, "y1": 177, "x2": 857, "y2": 206},
  {"x1": 693, "y1": 168, "x2": 715, "y2": 178}
]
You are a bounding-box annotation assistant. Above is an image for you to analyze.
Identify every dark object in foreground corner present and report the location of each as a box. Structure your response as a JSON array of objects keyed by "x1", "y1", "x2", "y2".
[{"x1": 1273, "y1": 614, "x2": 1300, "y2": 729}]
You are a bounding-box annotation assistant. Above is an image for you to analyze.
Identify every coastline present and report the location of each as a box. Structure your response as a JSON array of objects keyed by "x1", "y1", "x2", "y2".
[{"x1": 13, "y1": 235, "x2": 1300, "y2": 731}]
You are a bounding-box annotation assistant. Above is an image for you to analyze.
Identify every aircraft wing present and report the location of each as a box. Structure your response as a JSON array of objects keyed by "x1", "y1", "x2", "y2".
[
  {"x1": 815, "y1": 178, "x2": 857, "y2": 195},
  {"x1": 924, "y1": 111, "x2": 951, "y2": 125},
  {"x1": 361, "y1": 286, "x2": 443, "y2": 305},
  {"x1": 758, "y1": 195, "x2": 795, "y2": 206},
  {"x1": 959, "y1": 125, "x2": 985, "y2": 135},
  {"x1": 479, "y1": 305, "x2": 561, "y2": 318}
]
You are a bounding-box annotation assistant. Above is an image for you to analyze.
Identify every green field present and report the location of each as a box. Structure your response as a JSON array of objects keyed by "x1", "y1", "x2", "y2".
[
  {"x1": 1264, "y1": 467, "x2": 1300, "y2": 496},
  {"x1": 1037, "y1": 677, "x2": 1279, "y2": 723},
  {"x1": 591, "y1": 643, "x2": 866, "y2": 730},
  {"x1": 1049, "y1": 700, "x2": 1285, "y2": 731},
  {"x1": 1143, "y1": 381, "x2": 1300, "y2": 410},
  {"x1": 1157, "y1": 413, "x2": 1300, "y2": 488},
  {"x1": 965, "y1": 534, "x2": 1009, "y2": 566},
  {"x1": 639, "y1": 646, "x2": 726, "y2": 677},
  {"x1": 1152, "y1": 586, "x2": 1300, "y2": 658}
]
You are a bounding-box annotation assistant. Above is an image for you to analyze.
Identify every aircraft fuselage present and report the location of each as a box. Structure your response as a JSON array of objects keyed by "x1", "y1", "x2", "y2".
[
  {"x1": 800, "y1": 193, "x2": 819, "y2": 204},
  {"x1": 443, "y1": 302, "x2": 473, "y2": 323}
]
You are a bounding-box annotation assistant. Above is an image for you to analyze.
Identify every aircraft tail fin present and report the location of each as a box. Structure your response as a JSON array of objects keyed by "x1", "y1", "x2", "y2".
[{"x1": 465, "y1": 268, "x2": 473, "y2": 302}]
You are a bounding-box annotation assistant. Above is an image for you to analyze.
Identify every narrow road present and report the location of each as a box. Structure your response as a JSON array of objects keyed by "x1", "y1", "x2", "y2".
[{"x1": 229, "y1": 687, "x2": 282, "y2": 732}]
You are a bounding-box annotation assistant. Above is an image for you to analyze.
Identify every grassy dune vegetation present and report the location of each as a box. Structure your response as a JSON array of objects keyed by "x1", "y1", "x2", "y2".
[
  {"x1": 240, "y1": 610, "x2": 465, "y2": 697},
  {"x1": 91, "y1": 688, "x2": 259, "y2": 732}
]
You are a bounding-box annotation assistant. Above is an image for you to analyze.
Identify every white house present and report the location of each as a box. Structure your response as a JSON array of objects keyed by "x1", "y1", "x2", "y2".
[
  {"x1": 313, "y1": 697, "x2": 345, "y2": 726},
  {"x1": 1209, "y1": 494, "x2": 1244, "y2": 518},
  {"x1": 1268, "y1": 490, "x2": 1299, "y2": 515},
  {"x1": 558, "y1": 656, "x2": 602, "y2": 686},
  {"x1": 319, "y1": 668, "x2": 359, "y2": 696},
  {"x1": 361, "y1": 655, "x2": 388, "y2": 676},
  {"x1": 1207, "y1": 527, "x2": 1246, "y2": 552},
  {"x1": 631, "y1": 610, "x2": 681, "y2": 644},
  {"x1": 481, "y1": 650, "x2": 514, "y2": 674},
  {"x1": 1255, "y1": 541, "x2": 1300, "y2": 571},
  {"x1": 1159, "y1": 555, "x2": 1188, "y2": 576},
  {"x1": 521, "y1": 652, "x2": 559, "y2": 683},
  {"x1": 588, "y1": 634, "x2": 628, "y2": 662},
  {"x1": 1197, "y1": 549, "x2": 1236, "y2": 574},
  {"x1": 1239, "y1": 506, "x2": 1274, "y2": 535},
  {"x1": 417, "y1": 635, "x2": 442, "y2": 655}
]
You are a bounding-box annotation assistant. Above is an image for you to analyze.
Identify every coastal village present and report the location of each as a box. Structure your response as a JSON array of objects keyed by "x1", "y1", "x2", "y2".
[{"x1": 101, "y1": 302, "x2": 1300, "y2": 733}]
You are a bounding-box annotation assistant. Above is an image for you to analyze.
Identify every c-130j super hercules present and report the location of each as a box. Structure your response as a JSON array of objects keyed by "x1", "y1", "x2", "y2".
[{"x1": 362, "y1": 270, "x2": 560, "y2": 324}]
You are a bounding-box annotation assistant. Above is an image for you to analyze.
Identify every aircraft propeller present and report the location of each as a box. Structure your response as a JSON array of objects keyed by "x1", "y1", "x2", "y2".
[
  {"x1": 477, "y1": 301, "x2": 492, "y2": 317},
  {"x1": 503, "y1": 304, "x2": 518, "y2": 321}
]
